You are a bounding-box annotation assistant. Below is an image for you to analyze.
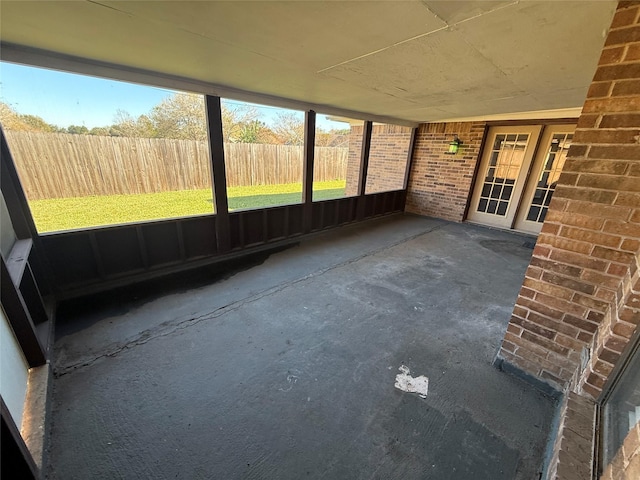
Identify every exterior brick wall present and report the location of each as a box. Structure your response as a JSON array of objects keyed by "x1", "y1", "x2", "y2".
[
  {"x1": 344, "y1": 124, "x2": 412, "y2": 196},
  {"x1": 365, "y1": 124, "x2": 412, "y2": 194},
  {"x1": 405, "y1": 122, "x2": 486, "y2": 222},
  {"x1": 545, "y1": 392, "x2": 596, "y2": 480},
  {"x1": 579, "y1": 251, "x2": 640, "y2": 398},
  {"x1": 498, "y1": 0, "x2": 640, "y2": 392},
  {"x1": 345, "y1": 125, "x2": 363, "y2": 196}
]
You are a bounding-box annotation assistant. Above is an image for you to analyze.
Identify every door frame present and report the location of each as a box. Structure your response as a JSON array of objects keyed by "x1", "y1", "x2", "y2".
[
  {"x1": 466, "y1": 125, "x2": 543, "y2": 229},
  {"x1": 513, "y1": 124, "x2": 576, "y2": 234},
  {"x1": 464, "y1": 119, "x2": 578, "y2": 234}
]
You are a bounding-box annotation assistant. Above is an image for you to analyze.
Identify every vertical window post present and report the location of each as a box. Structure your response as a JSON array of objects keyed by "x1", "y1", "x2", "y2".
[
  {"x1": 205, "y1": 96, "x2": 230, "y2": 253},
  {"x1": 356, "y1": 121, "x2": 373, "y2": 220},
  {"x1": 302, "y1": 110, "x2": 316, "y2": 233},
  {"x1": 1, "y1": 131, "x2": 37, "y2": 240},
  {"x1": 1, "y1": 129, "x2": 54, "y2": 294},
  {"x1": 403, "y1": 127, "x2": 418, "y2": 190}
]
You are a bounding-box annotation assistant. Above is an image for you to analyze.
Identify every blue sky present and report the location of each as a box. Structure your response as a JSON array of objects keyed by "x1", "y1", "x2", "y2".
[{"x1": 0, "y1": 62, "x2": 347, "y2": 131}]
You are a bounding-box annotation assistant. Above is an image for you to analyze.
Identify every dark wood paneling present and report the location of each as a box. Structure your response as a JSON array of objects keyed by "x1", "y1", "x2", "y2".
[
  {"x1": 323, "y1": 202, "x2": 337, "y2": 229},
  {"x1": 19, "y1": 262, "x2": 48, "y2": 325},
  {"x1": 243, "y1": 210, "x2": 265, "y2": 247},
  {"x1": 229, "y1": 214, "x2": 242, "y2": 250},
  {"x1": 206, "y1": 96, "x2": 230, "y2": 253},
  {"x1": 266, "y1": 207, "x2": 287, "y2": 241},
  {"x1": 311, "y1": 203, "x2": 323, "y2": 232},
  {"x1": 357, "y1": 121, "x2": 373, "y2": 197},
  {"x1": 288, "y1": 204, "x2": 304, "y2": 236},
  {"x1": 357, "y1": 121, "x2": 373, "y2": 221},
  {"x1": 374, "y1": 194, "x2": 384, "y2": 216},
  {"x1": 142, "y1": 222, "x2": 181, "y2": 267},
  {"x1": 311, "y1": 198, "x2": 361, "y2": 231},
  {"x1": 182, "y1": 217, "x2": 217, "y2": 259},
  {"x1": 2, "y1": 89, "x2": 407, "y2": 302},
  {"x1": 95, "y1": 228, "x2": 144, "y2": 277},
  {"x1": 41, "y1": 234, "x2": 98, "y2": 286},
  {"x1": 1, "y1": 128, "x2": 54, "y2": 294},
  {"x1": 0, "y1": 258, "x2": 46, "y2": 367},
  {"x1": 5, "y1": 239, "x2": 32, "y2": 285},
  {"x1": 403, "y1": 127, "x2": 418, "y2": 190},
  {"x1": 338, "y1": 198, "x2": 357, "y2": 225},
  {"x1": 1, "y1": 129, "x2": 37, "y2": 240},
  {"x1": 38, "y1": 190, "x2": 404, "y2": 297},
  {"x1": 303, "y1": 110, "x2": 316, "y2": 233}
]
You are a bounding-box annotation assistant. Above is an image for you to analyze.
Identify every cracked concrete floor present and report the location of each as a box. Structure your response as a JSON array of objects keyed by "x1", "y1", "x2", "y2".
[{"x1": 47, "y1": 214, "x2": 557, "y2": 479}]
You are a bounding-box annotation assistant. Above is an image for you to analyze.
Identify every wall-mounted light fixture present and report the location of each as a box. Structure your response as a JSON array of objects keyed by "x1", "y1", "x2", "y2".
[{"x1": 446, "y1": 135, "x2": 463, "y2": 155}]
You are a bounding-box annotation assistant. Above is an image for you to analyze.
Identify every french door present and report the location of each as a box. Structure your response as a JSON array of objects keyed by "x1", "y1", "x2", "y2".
[{"x1": 467, "y1": 124, "x2": 575, "y2": 235}]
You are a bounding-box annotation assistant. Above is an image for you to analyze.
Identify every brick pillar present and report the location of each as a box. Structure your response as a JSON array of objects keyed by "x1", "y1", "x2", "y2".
[
  {"x1": 344, "y1": 125, "x2": 363, "y2": 196},
  {"x1": 498, "y1": 1, "x2": 640, "y2": 391}
]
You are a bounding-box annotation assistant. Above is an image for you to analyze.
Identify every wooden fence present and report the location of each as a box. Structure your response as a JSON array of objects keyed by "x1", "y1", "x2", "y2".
[{"x1": 5, "y1": 132, "x2": 348, "y2": 200}]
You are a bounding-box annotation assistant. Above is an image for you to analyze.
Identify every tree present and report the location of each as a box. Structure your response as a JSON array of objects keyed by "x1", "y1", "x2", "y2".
[
  {"x1": 235, "y1": 120, "x2": 263, "y2": 143},
  {"x1": 2, "y1": 95, "x2": 307, "y2": 145},
  {"x1": 0, "y1": 102, "x2": 25, "y2": 130},
  {"x1": 272, "y1": 112, "x2": 304, "y2": 145},
  {"x1": 134, "y1": 115, "x2": 157, "y2": 138},
  {"x1": 315, "y1": 128, "x2": 350, "y2": 147},
  {"x1": 89, "y1": 126, "x2": 111, "y2": 136},
  {"x1": 107, "y1": 93, "x2": 262, "y2": 141},
  {"x1": 109, "y1": 110, "x2": 137, "y2": 137},
  {"x1": 22, "y1": 114, "x2": 60, "y2": 133},
  {"x1": 0, "y1": 102, "x2": 61, "y2": 133},
  {"x1": 66, "y1": 125, "x2": 89, "y2": 135},
  {"x1": 150, "y1": 93, "x2": 207, "y2": 140},
  {"x1": 221, "y1": 102, "x2": 261, "y2": 143}
]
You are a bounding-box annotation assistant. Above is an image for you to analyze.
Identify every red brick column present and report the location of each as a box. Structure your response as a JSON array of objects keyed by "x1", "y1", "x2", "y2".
[
  {"x1": 365, "y1": 124, "x2": 413, "y2": 193},
  {"x1": 344, "y1": 124, "x2": 414, "y2": 195},
  {"x1": 498, "y1": 1, "x2": 640, "y2": 392},
  {"x1": 345, "y1": 125, "x2": 363, "y2": 196}
]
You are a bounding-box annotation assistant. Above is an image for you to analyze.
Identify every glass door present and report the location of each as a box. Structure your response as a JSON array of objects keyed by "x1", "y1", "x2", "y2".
[
  {"x1": 467, "y1": 126, "x2": 542, "y2": 229},
  {"x1": 514, "y1": 125, "x2": 575, "y2": 234}
]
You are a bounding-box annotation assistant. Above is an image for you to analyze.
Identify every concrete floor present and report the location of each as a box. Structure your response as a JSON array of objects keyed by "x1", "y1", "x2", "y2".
[{"x1": 47, "y1": 214, "x2": 557, "y2": 480}]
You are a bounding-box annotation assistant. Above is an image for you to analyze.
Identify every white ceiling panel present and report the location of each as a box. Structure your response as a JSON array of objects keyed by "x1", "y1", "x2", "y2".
[{"x1": 0, "y1": 0, "x2": 618, "y2": 123}]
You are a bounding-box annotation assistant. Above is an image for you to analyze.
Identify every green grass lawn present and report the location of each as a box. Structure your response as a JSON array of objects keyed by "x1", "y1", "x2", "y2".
[{"x1": 30, "y1": 180, "x2": 347, "y2": 232}]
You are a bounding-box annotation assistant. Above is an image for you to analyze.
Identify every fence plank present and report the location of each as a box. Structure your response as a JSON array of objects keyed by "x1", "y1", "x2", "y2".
[{"x1": 4, "y1": 132, "x2": 348, "y2": 199}]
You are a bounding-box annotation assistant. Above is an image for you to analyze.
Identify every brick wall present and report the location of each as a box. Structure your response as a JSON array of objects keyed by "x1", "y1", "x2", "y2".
[
  {"x1": 579, "y1": 251, "x2": 639, "y2": 398},
  {"x1": 365, "y1": 124, "x2": 412, "y2": 194},
  {"x1": 498, "y1": 0, "x2": 640, "y2": 392},
  {"x1": 544, "y1": 392, "x2": 596, "y2": 480},
  {"x1": 344, "y1": 124, "x2": 412, "y2": 196},
  {"x1": 405, "y1": 122, "x2": 486, "y2": 222},
  {"x1": 345, "y1": 125, "x2": 363, "y2": 196}
]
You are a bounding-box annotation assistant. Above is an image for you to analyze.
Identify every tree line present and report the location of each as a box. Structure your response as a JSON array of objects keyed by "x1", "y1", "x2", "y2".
[{"x1": 0, "y1": 94, "x2": 350, "y2": 147}]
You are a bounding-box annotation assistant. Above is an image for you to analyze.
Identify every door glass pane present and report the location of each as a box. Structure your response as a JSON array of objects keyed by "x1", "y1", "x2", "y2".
[
  {"x1": 476, "y1": 133, "x2": 529, "y2": 216},
  {"x1": 525, "y1": 133, "x2": 572, "y2": 223},
  {"x1": 603, "y1": 347, "x2": 640, "y2": 467}
]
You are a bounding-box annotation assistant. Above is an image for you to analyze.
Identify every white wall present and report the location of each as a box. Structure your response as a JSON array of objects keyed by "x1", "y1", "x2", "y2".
[{"x1": 0, "y1": 306, "x2": 30, "y2": 428}]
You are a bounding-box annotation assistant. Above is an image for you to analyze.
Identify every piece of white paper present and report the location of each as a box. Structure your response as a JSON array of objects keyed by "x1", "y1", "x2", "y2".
[{"x1": 394, "y1": 365, "x2": 429, "y2": 398}]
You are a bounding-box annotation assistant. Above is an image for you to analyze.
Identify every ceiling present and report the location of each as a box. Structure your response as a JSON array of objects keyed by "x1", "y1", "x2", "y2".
[{"x1": 0, "y1": 1, "x2": 618, "y2": 125}]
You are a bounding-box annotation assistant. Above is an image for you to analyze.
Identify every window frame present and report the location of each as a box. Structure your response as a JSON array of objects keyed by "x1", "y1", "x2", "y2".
[{"x1": 596, "y1": 321, "x2": 640, "y2": 477}]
